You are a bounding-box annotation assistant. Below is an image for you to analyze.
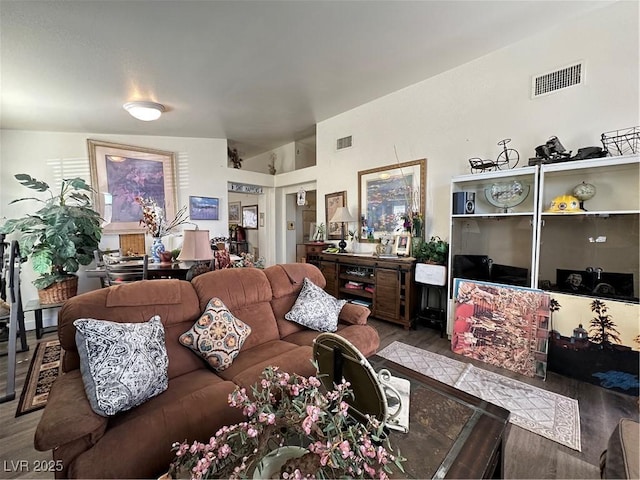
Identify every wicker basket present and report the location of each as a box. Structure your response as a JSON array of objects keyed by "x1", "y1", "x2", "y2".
[{"x1": 38, "y1": 275, "x2": 78, "y2": 305}]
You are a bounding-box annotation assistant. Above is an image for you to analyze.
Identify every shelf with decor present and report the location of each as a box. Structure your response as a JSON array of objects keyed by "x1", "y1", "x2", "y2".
[
  {"x1": 448, "y1": 167, "x2": 539, "y2": 305},
  {"x1": 536, "y1": 155, "x2": 639, "y2": 303}
]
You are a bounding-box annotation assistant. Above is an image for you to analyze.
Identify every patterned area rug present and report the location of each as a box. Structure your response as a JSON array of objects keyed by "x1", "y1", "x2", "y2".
[
  {"x1": 16, "y1": 339, "x2": 62, "y2": 417},
  {"x1": 378, "y1": 341, "x2": 581, "y2": 451}
]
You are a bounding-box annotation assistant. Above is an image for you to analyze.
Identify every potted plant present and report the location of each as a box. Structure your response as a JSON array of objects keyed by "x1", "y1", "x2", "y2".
[
  {"x1": 0, "y1": 174, "x2": 102, "y2": 304},
  {"x1": 413, "y1": 236, "x2": 449, "y2": 286},
  {"x1": 169, "y1": 366, "x2": 405, "y2": 479}
]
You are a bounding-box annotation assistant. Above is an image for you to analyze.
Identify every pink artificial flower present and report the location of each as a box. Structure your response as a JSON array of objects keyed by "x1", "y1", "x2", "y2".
[
  {"x1": 376, "y1": 445, "x2": 388, "y2": 464},
  {"x1": 247, "y1": 427, "x2": 259, "y2": 438},
  {"x1": 308, "y1": 376, "x2": 321, "y2": 388},
  {"x1": 306, "y1": 405, "x2": 320, "y2": 421},
  {"x1": 339, "y1": 401, "x2": 349, "y2": 416},
  {"x1": 363, "y1": 463, "x2": 376, "y2": 477},
  {"x1": 243, "y1": 403, "x2": 257, "y2": 416},
  {"x1": 338, "y1": 440, "x2": 352, "y2": 459},
  {"x1": 218, "y1": 444, "x2": 231, "y2": 458}
]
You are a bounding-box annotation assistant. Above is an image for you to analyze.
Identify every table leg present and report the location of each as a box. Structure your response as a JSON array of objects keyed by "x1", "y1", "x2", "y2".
[{"x1": 35, "y1": 308, "x2": 43, "y2": 340}]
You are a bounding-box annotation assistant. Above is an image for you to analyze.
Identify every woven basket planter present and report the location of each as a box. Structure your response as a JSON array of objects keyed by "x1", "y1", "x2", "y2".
[{"x1": 37, "y1": 275, "x2": 78, "y2": 305}]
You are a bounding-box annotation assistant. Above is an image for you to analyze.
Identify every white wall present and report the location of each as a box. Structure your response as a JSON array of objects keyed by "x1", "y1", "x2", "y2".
[
  {"x1": 243, "y1": 142, "x2": 296, "y2": 174},
  {"x1": 0, "y1": 130, "x2": 229, "y2": 327},
  {"x1": 315, "y1": 1, "x2": 639, "y2": 245}
]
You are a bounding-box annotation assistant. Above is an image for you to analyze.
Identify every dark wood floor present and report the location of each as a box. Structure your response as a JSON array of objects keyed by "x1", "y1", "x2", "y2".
[{"x1": 1, "y1": 321, "x2": 638, "y2": 479}]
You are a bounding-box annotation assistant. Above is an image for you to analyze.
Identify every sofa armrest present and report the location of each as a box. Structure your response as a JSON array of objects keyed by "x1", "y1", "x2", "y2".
[
  {"x1": 339, "y1": 303, "x2": 370, "y2": 326},
  {"x1": 34, "y1": 369, "x2": 108, "y2": 452}
]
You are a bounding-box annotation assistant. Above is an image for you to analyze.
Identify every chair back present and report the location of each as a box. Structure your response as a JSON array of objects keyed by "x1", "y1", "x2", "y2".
[
  {"x1": 185, "y1": 260, "x2": 215, "y2": 282},
  {"x1": 103, "y1": 254, "x2": 149, "y2": 286}
]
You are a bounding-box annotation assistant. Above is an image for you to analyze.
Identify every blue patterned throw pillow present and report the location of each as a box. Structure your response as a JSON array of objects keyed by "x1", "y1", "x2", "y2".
[
  {"x1": 285, "y1": 277, "x2": 347, "y2": 332},
  {"x1": 179, "y1": 297, "x2": 252, "y2": 372},
  {"x1": 74, "y1": 315, "x2": 169, "y2": 417}
]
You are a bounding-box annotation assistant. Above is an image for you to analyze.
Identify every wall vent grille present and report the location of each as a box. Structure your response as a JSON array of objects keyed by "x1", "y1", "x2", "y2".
[
  {"x1": 336, "y1": 135, "x2": 353, "y2": 150},
  {"x1": 532, "y1": 62, "x2": 583, "y2": 98}
]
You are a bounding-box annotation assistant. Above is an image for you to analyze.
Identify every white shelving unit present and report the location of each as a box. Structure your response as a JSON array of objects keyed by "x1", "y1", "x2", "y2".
[
  {"x1": 447, "y1": 166, "x2": 539, "y2": 333},
  {"x1": 536, "y1": 155, "x2": 639, "y2": 300},
  {"x1": 446, "y1": 155, "x2": 640, "y2": 335}
]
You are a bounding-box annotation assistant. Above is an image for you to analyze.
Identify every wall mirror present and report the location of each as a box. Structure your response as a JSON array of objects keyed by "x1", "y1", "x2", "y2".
[{"x1": 358, "y1": 159, "x2": 426, "y2": 242}]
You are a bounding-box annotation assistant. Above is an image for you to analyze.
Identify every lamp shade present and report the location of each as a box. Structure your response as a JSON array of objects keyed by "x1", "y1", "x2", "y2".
[
  {"x1": 177, "y1": 230, "x2": 213, "y2": 261},
  {"x1": 123, "y1": 101, "x2": 165, "y2": 121},
  {"x1": 330, "y1": 206, "x2": 356, "y2": 223}
]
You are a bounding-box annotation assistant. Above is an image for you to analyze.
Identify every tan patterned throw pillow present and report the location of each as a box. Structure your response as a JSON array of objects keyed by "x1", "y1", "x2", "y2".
[{"x1": 179, "y1": 297, "x2": 251, "y2": 371}]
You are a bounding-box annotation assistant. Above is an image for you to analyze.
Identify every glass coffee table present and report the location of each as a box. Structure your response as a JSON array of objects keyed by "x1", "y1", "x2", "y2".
[{"x1": 370, "y1": 355, "x2": 510, "y2": 479}]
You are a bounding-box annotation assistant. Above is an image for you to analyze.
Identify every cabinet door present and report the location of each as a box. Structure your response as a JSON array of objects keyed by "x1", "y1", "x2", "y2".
[
  {"x1": 318, "y1": 261, "x2": 338, "y2": 297},
  {"x1": 374, "y1": 268, "x2": 400, "y2": 322}
]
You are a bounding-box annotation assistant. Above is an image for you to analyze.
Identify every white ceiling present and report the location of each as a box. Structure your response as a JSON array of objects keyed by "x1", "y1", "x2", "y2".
[{"x1": 1, "y1": 1, "x2": 611, "y2": 158}]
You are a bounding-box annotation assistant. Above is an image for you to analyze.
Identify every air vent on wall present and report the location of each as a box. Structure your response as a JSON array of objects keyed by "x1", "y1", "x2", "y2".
[
  {"x1": 532, "y1": 61, "x2": 584, "y2": 98},
  {"x1": 336, "y1": 135, "x2": 353, "y2": 150}
]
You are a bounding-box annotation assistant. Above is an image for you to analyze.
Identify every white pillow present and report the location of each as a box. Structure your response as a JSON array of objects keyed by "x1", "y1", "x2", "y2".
[
  {"x1": 74, "y1": 315, "x2": 168, "y2": 416},
  {"x1": 285, "y1": 277, "x2": 346, "y2": 332}
]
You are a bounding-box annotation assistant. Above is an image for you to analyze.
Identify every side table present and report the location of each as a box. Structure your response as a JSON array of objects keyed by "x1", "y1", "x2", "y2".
[
  {"x1": 23, "y1": 299, "x2": 63, "y2": 339},
  {"x1": 415, "y1": 263, "x2": 448, "y2": 337}
]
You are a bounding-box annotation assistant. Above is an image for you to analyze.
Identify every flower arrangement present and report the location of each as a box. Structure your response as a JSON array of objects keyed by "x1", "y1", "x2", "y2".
[
  {"x1": 169, "y1": 366, "x2": 405, "y2": 479},
  {"x1": 136, "y1": 197, "x2": 189, "y2": 238},
  {"x1": 231, "y1": 252, "x2": 266, "y2": 269}
]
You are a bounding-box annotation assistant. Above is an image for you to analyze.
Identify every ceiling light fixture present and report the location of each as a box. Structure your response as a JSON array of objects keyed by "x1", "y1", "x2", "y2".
[{"x1": 123, "y1": 101, "x2": 165, "y2": 121}]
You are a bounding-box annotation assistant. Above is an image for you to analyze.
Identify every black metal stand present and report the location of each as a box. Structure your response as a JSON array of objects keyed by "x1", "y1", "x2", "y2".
[
  {"x1": 1, "y1": 241, "x2": 29, "y2": 404},
  {"x1": 417, "y1": 284, "x2": 447, "y2": 337}
]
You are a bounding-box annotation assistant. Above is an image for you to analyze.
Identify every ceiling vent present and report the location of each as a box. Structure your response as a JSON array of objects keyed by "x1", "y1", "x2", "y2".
[
  {"x1": 336, "y1": 135, "x2": 353, "y2": 151},
  {"x1": 532, "y1": 61, "x2": 584, "y2": 98}
]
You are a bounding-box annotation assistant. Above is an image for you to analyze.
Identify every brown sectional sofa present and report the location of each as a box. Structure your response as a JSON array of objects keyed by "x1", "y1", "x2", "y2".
[{"x1": 34, "y1": 263, "x2": 379, "y2": 479}]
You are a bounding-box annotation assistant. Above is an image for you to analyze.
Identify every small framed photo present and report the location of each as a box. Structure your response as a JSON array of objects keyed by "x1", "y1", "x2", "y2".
[
  {"x1": 394, "y1": 233, "x2": 412, "y2": 256},
  {"x1": 189, "y1": 196, "x2": 219, "y2": 220},
  {"x1": 242, "y1": 205, "x2": 258, "y2": 229},
  {"x1": 228, "y1": 202, "x2": 241, "y2": 223}
]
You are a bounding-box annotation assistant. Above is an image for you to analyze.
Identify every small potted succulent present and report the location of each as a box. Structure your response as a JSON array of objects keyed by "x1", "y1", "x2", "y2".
[{"x1": 0, "y1": 174, "x2": 102, "y2": 303}]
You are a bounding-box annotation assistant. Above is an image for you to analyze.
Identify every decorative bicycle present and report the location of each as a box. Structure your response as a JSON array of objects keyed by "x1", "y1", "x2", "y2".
[{"x1": 469, "y1": 139, "x2": 520, "y2": 173}]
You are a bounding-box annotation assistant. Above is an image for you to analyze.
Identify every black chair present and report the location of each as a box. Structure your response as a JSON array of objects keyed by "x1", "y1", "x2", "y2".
[{"x1": 103, "y1": 254, "x2": 149, "y2": 286}]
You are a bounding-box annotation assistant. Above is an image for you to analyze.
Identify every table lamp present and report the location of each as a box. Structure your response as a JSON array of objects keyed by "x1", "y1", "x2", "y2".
[
  {"x1": 177, "y1": 230, "x2": 213, "y2": 264},
  {"x1": 330, "y1": 206, "x2": 356, "y2": 253}
]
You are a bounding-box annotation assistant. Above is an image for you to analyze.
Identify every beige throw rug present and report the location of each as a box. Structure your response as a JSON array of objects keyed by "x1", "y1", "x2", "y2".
[{"x1": 378, "y1": 341, "x2": 581, "y2": 451}]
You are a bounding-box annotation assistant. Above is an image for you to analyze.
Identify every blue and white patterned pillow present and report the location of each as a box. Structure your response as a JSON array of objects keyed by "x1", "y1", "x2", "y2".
[
  {"x1": 285, "y1": 277, "x2": 346, "y2": 332},
  {"x1": 74, "y1": 315, "x2": 168, "y2": 417},
  {"x1": 179, "y1": 297, "x2": 252, "y2": 372}
]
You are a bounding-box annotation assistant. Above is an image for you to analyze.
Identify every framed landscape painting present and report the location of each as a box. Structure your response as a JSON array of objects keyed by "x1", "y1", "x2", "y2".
[
  {"x1": 87, "y1": 139, "x2": 177, "y2": 234},
  {"x1": 189, "y1": 196, "x2": 219, "y2": 220}
]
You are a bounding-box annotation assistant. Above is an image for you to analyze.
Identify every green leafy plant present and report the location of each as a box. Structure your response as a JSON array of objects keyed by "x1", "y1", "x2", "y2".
[
  {"x1": 412, "y1": 236, "x2": 448, "y2": 265},
  {"x1": 0, "y1": 174, "x2": 102, "y2": 289}
]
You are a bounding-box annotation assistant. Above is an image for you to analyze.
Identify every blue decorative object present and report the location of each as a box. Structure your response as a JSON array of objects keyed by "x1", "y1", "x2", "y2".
[
  {"x1": 151, "y1": 237, "x2": 165, "y2": 263},
  {"x1": 592, "y1": 371, "x2": 640, "y2": 391}
]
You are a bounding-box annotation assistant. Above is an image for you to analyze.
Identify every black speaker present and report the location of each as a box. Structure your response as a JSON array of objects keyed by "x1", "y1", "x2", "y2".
[{"x1": 453, "y1": 192, "x2": 475, "y2": 214}]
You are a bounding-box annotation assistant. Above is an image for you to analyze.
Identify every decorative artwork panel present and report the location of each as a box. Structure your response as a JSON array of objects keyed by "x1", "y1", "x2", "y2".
[{"x1": 453, "y1": 279, "x2": 550, "y2": 378}]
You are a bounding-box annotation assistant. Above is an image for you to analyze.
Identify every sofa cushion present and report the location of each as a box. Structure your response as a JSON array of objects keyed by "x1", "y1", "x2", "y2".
[
  {"x1": 57, "y1": 280, "x2": 203, "y2": 379},
  {"x1": 179, "y1": 297, "x2": 252, "y2": 371},
  {"x1": 285, "y1": 277, "x2": 346, "y2": 332},
  {"x1": 68, "y1": 371, "x2": 244, "y2": 479},
  {"x1": 73, "y1": 315, "x2": 169, "y2": 416},
  {"x1": 600, "y1": 418, "x2": 639, "y2": 479},
  {"x1": 283, "y1": 323, "x2": 380, "y2": 358},
  {"x1": 191, "y1": 268, "x2": 281, "y2": 350}
]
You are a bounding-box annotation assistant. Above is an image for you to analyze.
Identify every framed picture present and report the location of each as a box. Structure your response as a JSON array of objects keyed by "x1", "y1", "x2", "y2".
[
  {"x1": 394, "y1": 233, "x2": 412, "y2": 256},
  {"x1": 358, "y1": 159, "x2": 426, "y2": 241},
  {"x1": 228, "y1": 202, "x2": 241, "y2": 223},
  {"x1": 87, "y1": 139, "x2": 177, "y2": 234},
  {"x1": 189, "y1": 196, "x2": 219, "y2": 220},
  {"x1": 325, "y1": 191, "x2": 347, "y2": 240},
  {"x1": 242, "y1": 205, "x2": 258, "y2": 229}
]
